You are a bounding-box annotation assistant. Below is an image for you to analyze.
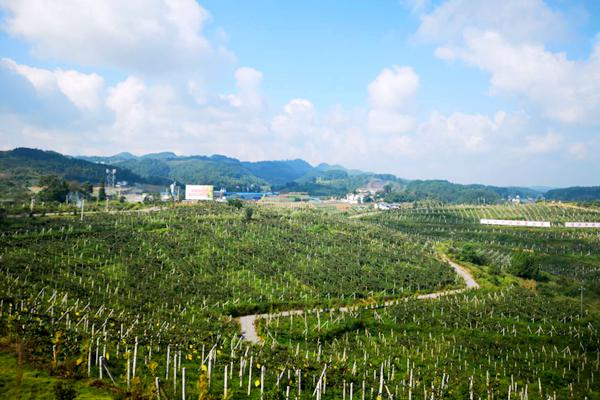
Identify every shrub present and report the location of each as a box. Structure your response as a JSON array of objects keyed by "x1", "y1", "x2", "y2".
[
  {"x1": 53, "y1": 381, "x2": 77, "y2": 400},
  {"x1": 244, "y1": 207, "x2": 254, "y2": 221},
  {"x1": 509, "y1": 252, "x2": 541, "y2": 280},
  {"x1": 227, "y1": 198, "x2": 243, "y2": 209},
  {"x1": 458, "y1": 244, "x2": 486, "y2": 265}
]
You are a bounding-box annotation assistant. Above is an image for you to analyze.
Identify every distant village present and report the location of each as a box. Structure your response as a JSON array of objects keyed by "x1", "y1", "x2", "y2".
[{"x1": 57, "y1": 168, "x2": 540, "y2": 211}]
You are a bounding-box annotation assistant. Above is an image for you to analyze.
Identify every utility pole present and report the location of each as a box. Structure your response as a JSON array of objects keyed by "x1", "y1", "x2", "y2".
[{"x1": 80, "y1": 199, "x2": 85, "y2": 221}]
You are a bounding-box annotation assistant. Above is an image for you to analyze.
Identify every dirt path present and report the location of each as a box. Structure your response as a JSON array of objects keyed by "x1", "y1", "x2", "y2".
[
  {"x1": 347, "y1": 211, "x2": 381, "y2": 219},
  {"x1": 238, "y1": 255, "x2": 479, "y2": 344}
]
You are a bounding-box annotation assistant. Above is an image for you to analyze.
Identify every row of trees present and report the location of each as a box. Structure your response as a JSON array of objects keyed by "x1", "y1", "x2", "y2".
[{"x1": 37, "y1": 175, "x2": 105, "y2": 203}]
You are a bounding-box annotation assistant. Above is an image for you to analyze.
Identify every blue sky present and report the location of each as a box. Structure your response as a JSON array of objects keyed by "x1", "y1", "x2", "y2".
[
  {"x1": 0, "y1": 0, "x2": 599, "y2": 187},
  {"x1": 201, "y1": 0, "x2": 499, "y2": 114}
]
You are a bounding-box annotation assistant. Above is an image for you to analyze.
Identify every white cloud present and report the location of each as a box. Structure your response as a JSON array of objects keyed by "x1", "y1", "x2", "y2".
[
  {"x1": 367, "y1": 109, "x2": 415, "y2": 135},
  {"x1": 97, "y1": 72, "x2": 277, "y2": 157},
  {"x1": 0, "y1": 0, "x2": 226, "y2": 74},
  {"x1": 437, "y1": 31, "x2": 600, "y2": 125},
  {"x1": 224, "y1": 67, "x2": 265, "y2": 112},
  {"x1": 520, "y1": 132, "x2": 563, "y2": 155},
  {"x1": 401, "y1": 0, "x2": 431, "y2": 15},
  {"x1": 1, "y1": 58, "x2": 54, "y2": 91},
  {"x1": 2, "y1": 57, "x2": 104, "y2": 111},
  {"x1": 368, "y1": 66, "x2": 419, "y2": 110},
  {"x1": 367, "y1": 66, "x2": 419, "y2": 134},
  {"x1": 106, "y1": 76, "x2": 191, "y2": 143},
  {"x1": 54, "y1": 70, "x2": 104, "y2": 111},
  {"x1": 105, "y1": 76, "x2": 147, "y2": 137},
  {"x1": 271, "y1": 99, "x2": 316, "y2": 141},
  {"x1": 415, "y1": 0, "x2": 600, "y2": 127},
  {"x1": 568, "y1": 142, "x2": 588, "y2": 160},
  {"x1": 415, "y1": 0, "x2": 565, "y2": 45},
  {"x1": 418, "y1": 111, "x2": 504, "y2": 153}
]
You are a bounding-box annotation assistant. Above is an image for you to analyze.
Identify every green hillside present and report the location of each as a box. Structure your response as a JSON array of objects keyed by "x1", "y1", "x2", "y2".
[
  {"x1": 0, "y1": 203, "x2": 598, "y2": 399},
  {"x1": 546, "y1": 186, "x2": 600, "y2": 202},
  {"x1": 78, "y1": 152, "x2": 393, "y2": 193},
  {"x1": 0, "y1": 148, "x2": 170, "y2": 200},
  {"x1": 384, "y1": 180, "x2": 541, "y2": 204}
]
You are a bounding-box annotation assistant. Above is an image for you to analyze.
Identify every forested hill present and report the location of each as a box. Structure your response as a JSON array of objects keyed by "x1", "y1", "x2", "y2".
[
  {"x1": 77, "y1": 152, "x2": 371, "y2": 192},
  {"x1": 3, "y1": 147, "x2": 598, "y2": 203},
  {"x1": 75, "y1": 152, "x2": 548, "y2": 201},
  {"x1": 545, "y1": 186, "x2": 600, "y2": 202},
  {"x1": 0, "y1": 148, "x2": 168, "y2": 188},
  {"x1": 383, "y1": 180, "x2": 542, "y2": 204}
]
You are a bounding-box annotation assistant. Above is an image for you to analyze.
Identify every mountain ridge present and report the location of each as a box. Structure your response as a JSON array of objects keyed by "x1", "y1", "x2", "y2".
[{"x1": 2, "y1": 147, "x2": 598, "y2": 203}]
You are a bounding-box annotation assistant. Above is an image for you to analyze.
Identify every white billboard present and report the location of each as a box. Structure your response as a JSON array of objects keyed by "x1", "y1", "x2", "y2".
[
  {"x1": 480, "y1": 219, "x2": 550, "y2": 228},
  {"x1": 185, "y1": 185, "x2": 213, "y2": 201},
  {"x1": 565, "y1": 222, "x2": 600, "y2": 228}
]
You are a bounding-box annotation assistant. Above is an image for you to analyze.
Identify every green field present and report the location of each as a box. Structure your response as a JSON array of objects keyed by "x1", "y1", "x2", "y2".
[{"x1": 0, "y1": 202, "x2": 599, "y2": 399}]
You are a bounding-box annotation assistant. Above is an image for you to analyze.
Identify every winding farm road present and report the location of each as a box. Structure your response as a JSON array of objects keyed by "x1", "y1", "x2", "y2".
[{"x1": 238, "y1": 255, "x2": 479, "y2": 344}]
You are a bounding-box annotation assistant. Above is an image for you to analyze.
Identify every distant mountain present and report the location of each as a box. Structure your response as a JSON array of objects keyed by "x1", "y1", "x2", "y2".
[
  {"x1": 4, "y1": 147, "x2": 596, "y2": 204},
  {"x1": 315, "y1": 162, "x2": 347, "y2": 172},
  {"x1": 78, "y1": 153, "x2": 335, "y2": 190},
  {"x1": 0, "y1": 148, "x2": 169, "y2": 197},
  {"x1": 71, "y1": 151, "x2": 550, "y2": 201},
  {"x1": 76, "y1": 152, "x2": 137, "y2": 164},
  {"x1": 242, "y1": 159, "x2": 313, "y2": 186},
  {"x1": 545, "y1": 186, "x2": 600, "y2": 202},
  {"x1": 529, "y1": 186, "x2": 555, "y2": 193},
  {"x1": 140, "y1": 152, "x2": 178, "y2": 160}
]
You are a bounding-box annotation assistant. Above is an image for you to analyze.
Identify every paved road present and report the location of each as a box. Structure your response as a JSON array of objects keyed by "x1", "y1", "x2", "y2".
[{"x1": 238, "y1": 255, "x2": 479, "y2": 344}]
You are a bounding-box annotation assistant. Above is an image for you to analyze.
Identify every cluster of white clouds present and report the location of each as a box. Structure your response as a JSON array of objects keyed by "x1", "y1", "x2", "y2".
[
  {"x1": 436, "y1": 31, "x2": 600, "y2": 126},
  {"x1": 415, "y1": 0, "x2": 566, "y2": 44},
  {"x1": 367, "y1": 66, "x2": 418, "y2": 135},
  {"x1": 416, "y1": 0, "x2": 599, "y2": 163},
  {"x1": 0, "y1": 0, "x2": 228, "y2": 74},
  {"x1": 0, "y1": 0, "x2": 598, "y2": 185},
  {"x1": 2, "y1": 58, "x2": 104, "y2": 111}
]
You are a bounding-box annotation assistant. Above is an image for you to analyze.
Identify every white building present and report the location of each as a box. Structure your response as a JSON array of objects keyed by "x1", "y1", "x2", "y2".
[{"x1": 345, "y1": 189, "x2": 371, "y2": 204}]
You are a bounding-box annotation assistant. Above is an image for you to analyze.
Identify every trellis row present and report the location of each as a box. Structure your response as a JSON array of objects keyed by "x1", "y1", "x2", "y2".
[
  {"x1": 565, "y1": 222, "x2": 600, "y2": 228},
  {"x1": 480, "y1": 219, "x2": 551, "y2": 228},
  {"x1": 479, "y1": 219, "x2": 600, "y2": 228}
]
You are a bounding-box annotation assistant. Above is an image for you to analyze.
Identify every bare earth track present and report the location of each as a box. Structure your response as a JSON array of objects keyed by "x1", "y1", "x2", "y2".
[{"x1": 239, "y1": 254, "x2": 479, "y2": 344}]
